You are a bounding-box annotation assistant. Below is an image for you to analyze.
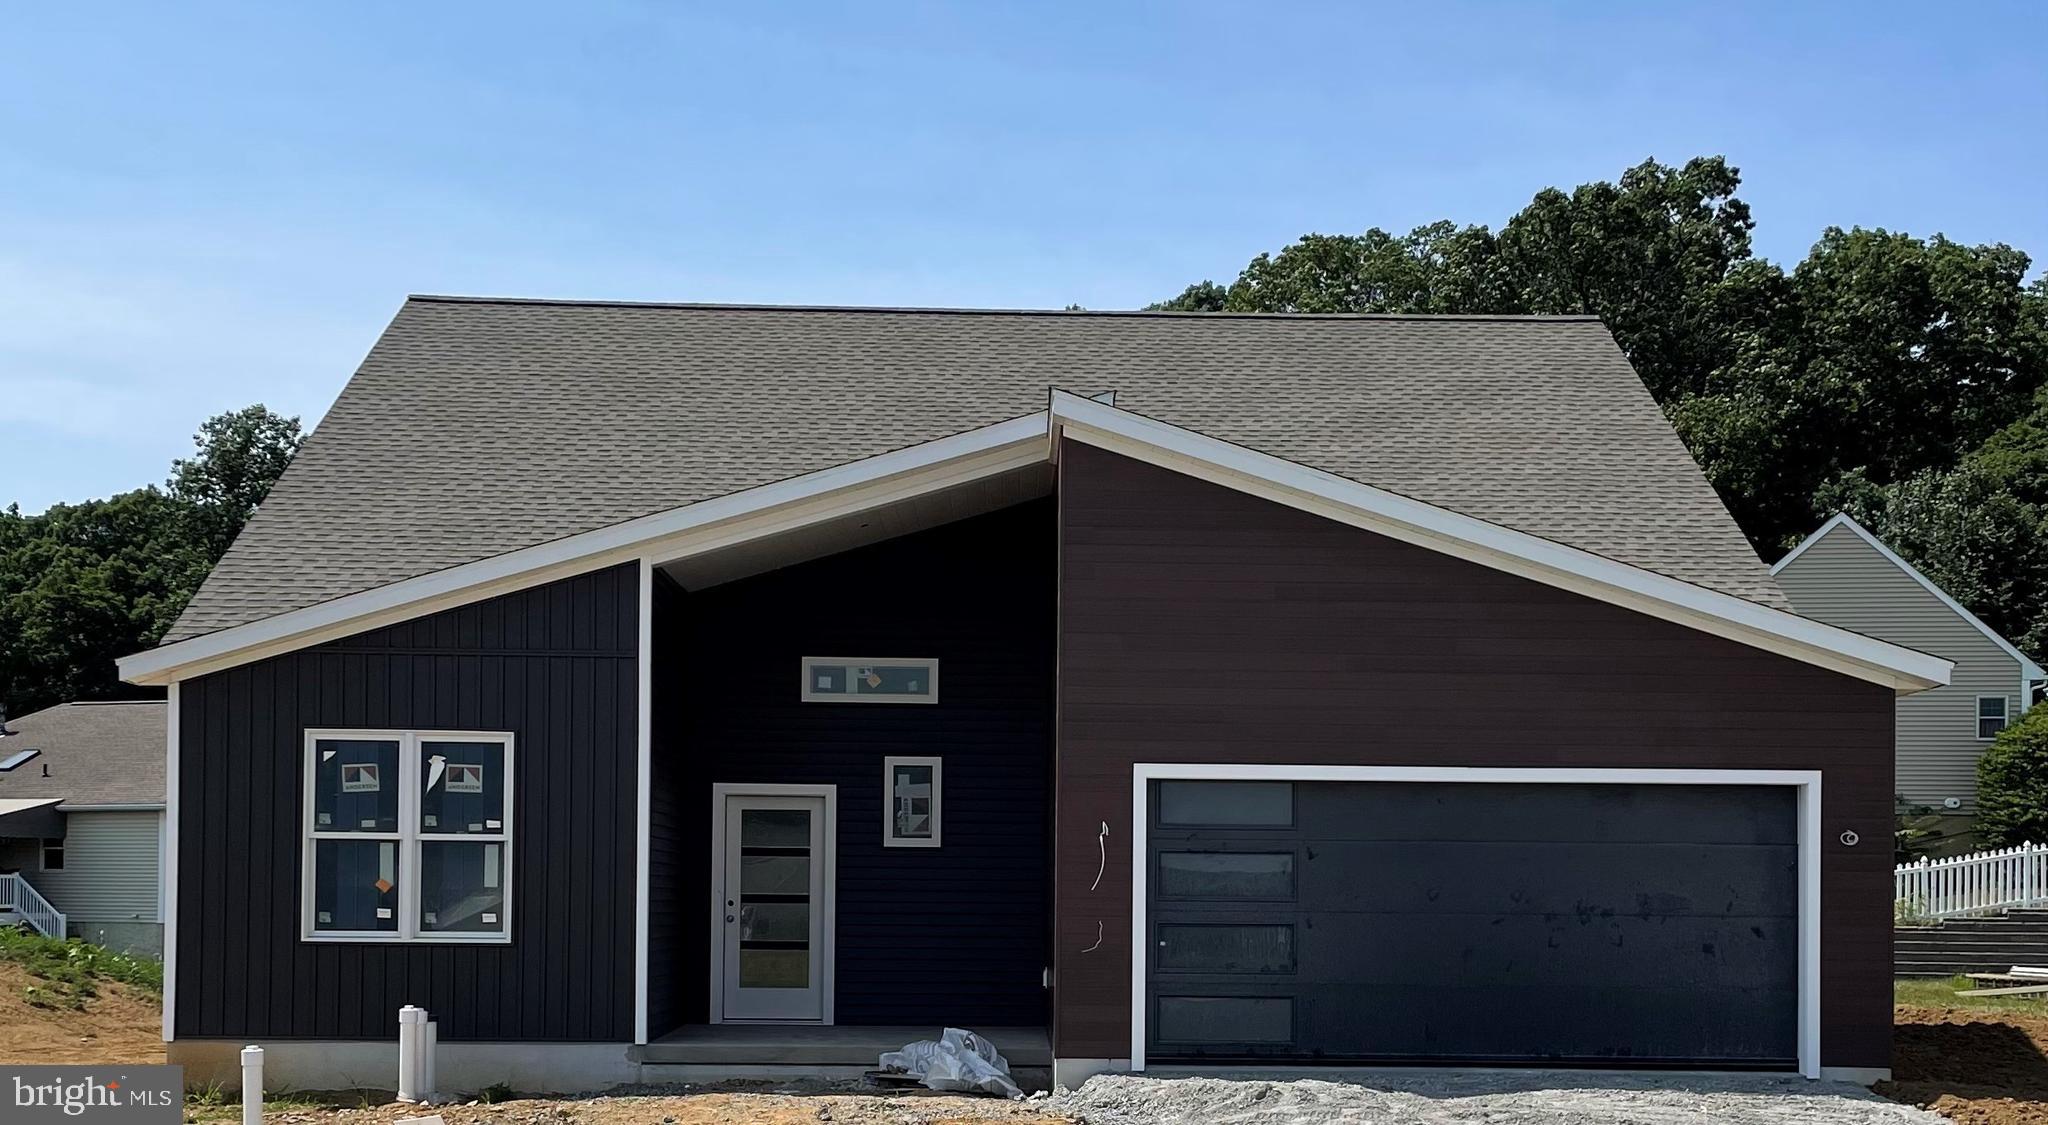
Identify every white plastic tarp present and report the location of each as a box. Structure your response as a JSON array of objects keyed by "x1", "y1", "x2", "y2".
[{"x1": 879, "y1": 1027, "x2": 1022, "y2": 1098}]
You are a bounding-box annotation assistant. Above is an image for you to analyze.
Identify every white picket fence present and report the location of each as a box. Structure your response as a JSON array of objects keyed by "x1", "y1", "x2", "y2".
[
  {"x1": 1897, "y1": 842, "x2": 2048, "y2": 920},
  {"x1": 0, "y1": 872, "x2": 65, "y2": 938}
]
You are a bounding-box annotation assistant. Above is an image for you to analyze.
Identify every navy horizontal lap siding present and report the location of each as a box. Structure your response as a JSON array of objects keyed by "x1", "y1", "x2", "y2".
[
  {"x1": 653, "y1": 500, "x2": 1054, "y2": 1032},
  {"x1": 175, "y1": 563, "x2": 638, "y2": 1042}
]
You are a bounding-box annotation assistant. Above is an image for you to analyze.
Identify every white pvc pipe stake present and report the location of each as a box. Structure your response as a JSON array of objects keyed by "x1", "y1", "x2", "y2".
[
  {"x1": 240, "y1": 1045, "x2": 264, "y2": 1125},
  {"x1": 397, "y1": 1005, "x2": 427, "y2": 1102},
  {"x1": 421, "y1": 1020, "x2": 438, "y2": 1104}
]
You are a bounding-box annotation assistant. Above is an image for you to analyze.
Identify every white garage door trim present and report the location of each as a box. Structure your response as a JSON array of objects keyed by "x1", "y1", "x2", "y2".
[{"x1": 1128, "y1": 764, "x2": 1823, "y2": 1080}]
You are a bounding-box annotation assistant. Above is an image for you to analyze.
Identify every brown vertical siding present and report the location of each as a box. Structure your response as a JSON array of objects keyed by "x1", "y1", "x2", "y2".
[{"x1": 1054, "y1": 441, "x2": 1895, "y2": 1069}]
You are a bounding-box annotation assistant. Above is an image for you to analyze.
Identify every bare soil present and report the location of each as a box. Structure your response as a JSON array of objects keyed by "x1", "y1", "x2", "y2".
[
  {"x1": 246, "y1": 1089, "x2": 1066, "y2": 1125},
  {"x1": 0, "y1": 961, "x2": 167, "y2": 1064},
  {"x1": 1881, "y1": 1004, "x2": 2048, "y2": 1124}
]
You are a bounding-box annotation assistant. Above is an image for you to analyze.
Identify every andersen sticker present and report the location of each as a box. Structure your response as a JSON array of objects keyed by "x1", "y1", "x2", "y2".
[{"x1": 5, "y1": 1066, "x2": 182, "y2": 1123}]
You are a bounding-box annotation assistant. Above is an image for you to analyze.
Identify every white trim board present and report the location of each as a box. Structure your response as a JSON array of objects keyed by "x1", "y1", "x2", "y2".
[
  {"x1": 1773, "y1": 512, "x2": 2045, "y2": 688},
  {"x1": 118, "y1": 413, "x2": 1053, "y2": 686},
  {"x1": 1126, "y1": 763, "x2": 1824, "y2": 1080},
  {"x1": 634, "y1": 559, "x2": 654, "y2": 1045},
  {"x1": 160, "y1": 682, "x2": 179, "y2": 1042},
  {"x1": 1049, "y1": 391, "x2": 1947, "y2": 694},
  {"x1": 120, "y1": 394, "x2": 1949, "y2": 695}
]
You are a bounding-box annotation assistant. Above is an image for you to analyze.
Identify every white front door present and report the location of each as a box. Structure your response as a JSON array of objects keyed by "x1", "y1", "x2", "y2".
[{"x1": 719, "y1": 793, "x2": 829, "y2": 1021}]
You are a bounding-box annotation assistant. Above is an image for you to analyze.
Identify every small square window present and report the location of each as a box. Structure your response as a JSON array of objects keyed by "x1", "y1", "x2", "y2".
[
  {"x1": 802, "y1": 658, "x2": 938, "y2": 704},
  {"x1": 40, "y1": 839, "x2": 64, "y2": 872},
  {"x1": 884, "y1": 757, "x2": 941, "y2": 847},
  {"x1": 1980, "y1": 696, "x2": 2012, "y2": 740}
]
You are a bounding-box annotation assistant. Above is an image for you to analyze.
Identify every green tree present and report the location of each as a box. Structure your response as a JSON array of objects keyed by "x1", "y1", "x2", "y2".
[
  {"x1": 169, "y1": 404, "x2": 305, "y2": 560},
  {"x1": 1676, "y1": 229, "x2": 2048, "y2": 551},
  {"x1": 1215, "y1": 222, "x2": 1517, "y2": 315},
  {"x1": 1148, "y1": 280, "x2": 1227, "y2": 312},
  {"x1": 0, "y1": 405, "x2": 303, "y2": 716},
  {"x1": 1826, "y1": 385, "x2": 2048, "y2": 660},
  {"x1": 1975, "y1": 703, "x2": 2048, "y2": 848},
  {"x1": 1497, "y1": 156, "x2": 1755, "y2": 401},
  {"x1": 1151, "y1": 158, "x2": 2048, "y2": 655}
]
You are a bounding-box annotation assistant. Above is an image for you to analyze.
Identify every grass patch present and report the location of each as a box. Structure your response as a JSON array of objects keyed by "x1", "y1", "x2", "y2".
[
  {"x1": 185, "y1": 1089, "x2": 349, "y2": 1124},
  {"x1": 1898, "y1": 974, "x2": 2048, "y2": 1014},
  {"x1": 0, "y1": 926, "x2": 162, "y2": 1008}
]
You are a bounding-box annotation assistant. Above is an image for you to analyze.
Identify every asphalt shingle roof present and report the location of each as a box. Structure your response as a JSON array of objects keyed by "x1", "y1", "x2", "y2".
[
  {"x1": 0, "y1": 700, "x2": 166, "y2": 806},
  {"x1": 165, "y1": 297, "x2": 1785, "y2": 643}
]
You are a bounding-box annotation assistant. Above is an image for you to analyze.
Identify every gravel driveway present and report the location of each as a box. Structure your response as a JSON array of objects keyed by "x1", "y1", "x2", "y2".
[{"x1": 1046, "y1": 1071, "x2": 1947, "y2": 1124}]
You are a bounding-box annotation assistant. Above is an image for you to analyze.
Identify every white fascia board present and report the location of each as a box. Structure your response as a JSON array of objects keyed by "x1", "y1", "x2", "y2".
[
  {"x1": 1049, "y1": 391, "x2": 1951, "y2": 694},
  {"x1": 119, "y1": 412, "x2": 1052, "y2": 686},
  {"x1": 1775, "y1": 513, "x2": 2045, "y2": 682}
]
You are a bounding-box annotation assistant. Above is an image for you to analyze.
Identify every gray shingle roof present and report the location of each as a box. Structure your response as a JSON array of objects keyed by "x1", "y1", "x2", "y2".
[
  {"x1": 0, "y1": 700, "x2": 166, "y2": 806},
  {"x1": 165, "y1": 297, "x2": 1784, "y2": 643}
]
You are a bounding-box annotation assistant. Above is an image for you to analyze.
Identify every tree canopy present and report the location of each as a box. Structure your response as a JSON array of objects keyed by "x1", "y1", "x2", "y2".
[
  {"x1": 1154, "y1": 156, "x2": 2048, "y2": 673},
  {"x1": 1, "y1": 406, "x2": 303, "y2": 716}
]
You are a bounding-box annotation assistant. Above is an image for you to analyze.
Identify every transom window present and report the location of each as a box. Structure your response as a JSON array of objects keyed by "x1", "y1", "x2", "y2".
[
  {"x1": 884, "y1": 756, "x2": 942, "y2": 847},
  {"x1": 801, "y1": 657, "x2": 939, "y2": 704},
  {"x1": 1980, "y1": 696, "x2": 2011, "y2": 741},
  {"x1": 303, "y1": 730, "x2": 513, "y2": 943}
]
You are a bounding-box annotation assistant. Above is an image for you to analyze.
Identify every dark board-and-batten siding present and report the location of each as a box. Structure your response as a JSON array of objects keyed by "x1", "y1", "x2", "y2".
[
  {"x1": 650, "y1": 499, "x2": 1056, "y2": 1033},
  {"x1": 1052, "y1": 440, "x2": 1896, "y2": 1070},
  {"x1": 175, "y1": 563, "x2": 638, "y2": 1041}
]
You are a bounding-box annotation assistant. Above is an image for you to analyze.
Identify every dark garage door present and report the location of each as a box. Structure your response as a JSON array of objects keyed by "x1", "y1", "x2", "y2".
[{"x1": 1145, "y1": 780, "x2": 1798, "y2": 1067}]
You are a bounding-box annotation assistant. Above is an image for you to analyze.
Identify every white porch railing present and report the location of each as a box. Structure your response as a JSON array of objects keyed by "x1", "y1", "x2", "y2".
[
  {"x1": 1897, "y1": 842, "x2": 2048, "y2": 921},
  {"x1": 0, "y1": 872, "x2": 66, "y2": 938}
]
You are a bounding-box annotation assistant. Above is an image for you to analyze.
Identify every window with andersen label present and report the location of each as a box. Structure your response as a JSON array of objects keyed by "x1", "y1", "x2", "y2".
[{"x1": 303, "y1": 730, "x2": 513, "y2": 943}]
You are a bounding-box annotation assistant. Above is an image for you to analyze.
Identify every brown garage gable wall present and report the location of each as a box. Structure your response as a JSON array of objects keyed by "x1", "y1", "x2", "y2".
[{"x1": 1053, "y1": 440, "x2": 1895, "y2": 1070}]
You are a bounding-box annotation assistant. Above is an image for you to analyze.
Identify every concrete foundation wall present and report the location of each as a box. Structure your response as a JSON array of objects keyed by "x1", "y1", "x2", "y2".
[
  {"x1": 69, "y1": 919, "x2": 162, "y2": 957},
  {"x1": 169, "y1": 1040, "x2": 639, "y2": 1096}
]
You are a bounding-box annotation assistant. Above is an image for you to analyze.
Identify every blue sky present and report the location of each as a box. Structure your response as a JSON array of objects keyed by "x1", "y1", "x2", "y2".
[{"x1": 4, "y1": 1, "x2": 2044, "y2": 512}]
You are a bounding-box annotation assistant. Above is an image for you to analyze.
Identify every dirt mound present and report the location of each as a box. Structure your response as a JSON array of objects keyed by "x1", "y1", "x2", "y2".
[
  {"x1": 0, "y1": 961, "x2": 165, "y2": 1064},
  {"x1": 1881, "y1": 1004, "x2": 2048, "y2": 1124}
]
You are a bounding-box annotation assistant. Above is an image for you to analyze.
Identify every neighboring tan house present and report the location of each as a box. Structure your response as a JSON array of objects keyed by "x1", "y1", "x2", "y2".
[
  {"x1": 117, "y1": 298, "x2": 1953, "y2": 1091},
  {"x1": 0, "y1": 700, "x2": 167, "y2": 955},
  {"x1": 1773, "y1": 513, "x2": 2046, "y2": 833}
]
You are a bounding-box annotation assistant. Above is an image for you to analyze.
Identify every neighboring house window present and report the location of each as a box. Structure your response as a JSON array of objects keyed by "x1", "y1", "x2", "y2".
[
  {"x1": 884, "y1": 756, "x2": 941, "y2": 847},
  {"x1": 40, "y1": 839, "x2": 63, "y2": 871},
  {"x1": 304, "y1": 730, "x2": 513, "y2": 943},
  {"x1": 801, "y1": 657, "x2": 939, "y2": 704},
  {"x1": 1980, "y1": 696, "x2": 2012, "y2": 741}
]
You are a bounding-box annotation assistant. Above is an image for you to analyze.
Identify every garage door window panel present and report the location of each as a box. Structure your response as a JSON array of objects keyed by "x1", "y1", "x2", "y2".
[
  {"x1": 1157, "y1": 924, "x2": 1295, "y2": 973},
  {"x1": 1155, "y1": 996, "x2": 1293, "y2": 1045},
  {"x1": 1156, "y1": 781, "x2": 1294, "y2": 827},
  {"x1": 1156, "y1": 851, "x2": 1297, "y2": 900}
]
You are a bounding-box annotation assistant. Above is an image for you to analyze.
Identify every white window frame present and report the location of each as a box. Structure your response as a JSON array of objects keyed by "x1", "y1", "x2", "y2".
[
  {"x1": 301, "y1": 728, "x2": 515, "y2": 944},
  {"x1": 1978, "y1": 696, "x2": 2011, "y2": 741},
  {"x1": 799, "y1": 657, "x2": 940, "y2": 704},
  {"x1": 40, "y1": 838, "x2": 64, "y2": 871},
  {"x1": 883, "y1": 756, "x2": 943, "y2": 848}
]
